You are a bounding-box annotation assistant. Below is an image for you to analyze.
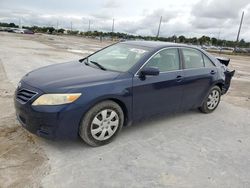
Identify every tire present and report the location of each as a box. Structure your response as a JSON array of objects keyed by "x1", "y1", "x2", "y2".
[
  {"x1": 199, "y1": 86, "x2": 221, "y2": 113},
  {"x1": 79, "y1": 100, "x2": 124, "y2": 147}
]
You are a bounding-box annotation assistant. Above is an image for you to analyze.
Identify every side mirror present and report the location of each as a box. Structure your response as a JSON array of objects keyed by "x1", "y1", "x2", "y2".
[{"x1": 139, "y1": 67, "x2": 159, "y2": 79}]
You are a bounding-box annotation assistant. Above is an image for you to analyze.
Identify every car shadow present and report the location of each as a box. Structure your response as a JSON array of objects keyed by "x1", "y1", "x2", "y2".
[
  {"x1": 37, "y1": 109, "x2": 201, "y2": 151},
  {"x1": 122, "y1": 109, "x2": 200, "y2": 134}
]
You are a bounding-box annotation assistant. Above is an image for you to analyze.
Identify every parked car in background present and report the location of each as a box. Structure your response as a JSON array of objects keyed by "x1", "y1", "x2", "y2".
[
  {"x1": 233, "y1": 47, "x2": 248, "y2": 53},
  {"x1": 14, "y1": 41, "x2": 235, "y2": 146},
  {"x1": 23, "y1": 29, "x2": 34, "y2": 34},
  {"x1": 12, "y1": 29, "x2": 25, "y2": 34},
  {"x1": 10, "y1": 28, "x2": 34, "y2": 34}
]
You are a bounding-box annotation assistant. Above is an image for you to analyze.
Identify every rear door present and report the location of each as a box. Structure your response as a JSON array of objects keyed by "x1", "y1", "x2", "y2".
[
  {"x1": 180, "y1": 48, "x2": 218, "y2": 110},
  {"x1": 132, "y1": 48, "x2": 184, "y2": 119}
]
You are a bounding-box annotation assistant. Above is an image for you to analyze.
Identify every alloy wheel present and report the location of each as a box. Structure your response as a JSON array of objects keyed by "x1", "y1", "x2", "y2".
[{"x1": 207, "y1": 90, "x2": 220, "y2": 110}]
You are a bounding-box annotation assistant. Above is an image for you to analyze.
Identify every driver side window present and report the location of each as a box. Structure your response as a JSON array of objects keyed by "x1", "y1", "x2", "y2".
[{"x1": 145, "y1": 48, "x2": 180, "y2": 72}]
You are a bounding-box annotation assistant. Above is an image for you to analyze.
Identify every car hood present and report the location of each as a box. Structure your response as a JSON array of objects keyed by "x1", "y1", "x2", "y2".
[{"x1": 22, "y1": 61, "x2": 121, "y2": 92}]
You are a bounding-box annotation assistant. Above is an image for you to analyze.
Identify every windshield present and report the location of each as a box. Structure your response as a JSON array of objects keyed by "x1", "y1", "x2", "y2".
[{"x1": 87, "y1": 43, "x2": 150, "y2": 72}]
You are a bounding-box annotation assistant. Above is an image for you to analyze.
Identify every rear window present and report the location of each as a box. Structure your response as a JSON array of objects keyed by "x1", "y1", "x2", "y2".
[
  {"x1": 182, "y1": 48, "x2": 204, "y2": 69},
  {"x1": 203, "y1": 55, "x2": 215, "y2": 67}
]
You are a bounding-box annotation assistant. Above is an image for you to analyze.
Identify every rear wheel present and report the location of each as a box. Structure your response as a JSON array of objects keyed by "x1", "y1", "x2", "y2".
[
  {"x1": 79, "y1": 100, "x2": 124, "y2": 147},
  {"x1": 199, "y1": 86, "x2": 221, "y2": 113}
]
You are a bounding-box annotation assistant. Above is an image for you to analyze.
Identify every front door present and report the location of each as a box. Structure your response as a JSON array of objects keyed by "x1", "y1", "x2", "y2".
[{"x1": 132, "y1": 48, "x2": 184, "y2": 120}]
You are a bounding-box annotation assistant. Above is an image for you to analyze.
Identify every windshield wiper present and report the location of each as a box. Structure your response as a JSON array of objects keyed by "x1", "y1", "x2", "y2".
[
  {"x1": 80, "y1": 58, "x2": 106, "y2": 71},
  {"x1": 89, "y1": 61, "x2": 107, "y2": 70}
]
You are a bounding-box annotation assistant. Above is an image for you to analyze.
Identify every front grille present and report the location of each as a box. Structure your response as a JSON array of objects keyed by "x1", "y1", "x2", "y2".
[{"x1": 16, "y1": 89, "x2": 38, "y2": 103}]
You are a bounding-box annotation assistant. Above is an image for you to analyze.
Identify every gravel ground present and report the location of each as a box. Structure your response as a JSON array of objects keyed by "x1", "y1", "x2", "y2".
[
  {"x1": 0, "y1": 32, "x2": 250, "y2": 188},
  {"x1": 0, "y1": 58, "x2": 49, "y2": 187}
]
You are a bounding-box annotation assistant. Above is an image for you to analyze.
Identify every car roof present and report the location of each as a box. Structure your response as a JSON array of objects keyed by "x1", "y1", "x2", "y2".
[{"x1": 121, "y1": 40, "x2": 196, "y2": 49}]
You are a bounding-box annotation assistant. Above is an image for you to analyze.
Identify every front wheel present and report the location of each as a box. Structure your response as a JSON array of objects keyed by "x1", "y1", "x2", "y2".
[
  {"x1": 199, "y1": 86, "x2": 221, "y2": 113},
  {"x1": 79, "y1": 100, "x2": 124, "y2": 147}
]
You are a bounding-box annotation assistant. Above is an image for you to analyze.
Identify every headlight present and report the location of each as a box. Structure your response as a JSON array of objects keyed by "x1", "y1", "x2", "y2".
[{"x1": 32, "y1": 93, "x2": 82, "y2": 106}]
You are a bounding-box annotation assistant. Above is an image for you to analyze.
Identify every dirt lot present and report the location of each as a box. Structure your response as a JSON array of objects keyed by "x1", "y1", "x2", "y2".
[
  {"x1": 221, "y1": 54, "x2": 250, "y2": 109},
  {"x1": 0, "y1": 32, "x2": 250, "y2": 187},
  {"x1": 0, "y1": 58, "x2": 49, "y2": 187}
]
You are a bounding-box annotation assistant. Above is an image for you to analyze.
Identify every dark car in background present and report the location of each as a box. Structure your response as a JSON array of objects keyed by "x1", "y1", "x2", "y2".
[{"x1": 14, "y1": 41, "x2": 235, "y2": 146}]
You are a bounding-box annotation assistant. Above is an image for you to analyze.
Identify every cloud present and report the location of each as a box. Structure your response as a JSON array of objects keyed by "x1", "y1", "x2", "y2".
[
  {"x1": 91, "y1": 11, "x2": 113, "y2": 20},
  {"x1": 115, "y1": 9, "x2": 178, "y2": 36},
  {"x1": 0, "y1": 0, "x2": 250, "y2": 41},
  {"x1": 188, "y1": 0, "x2": 250, "y2": 40},
  {"x1": 192, "y1": 0, "x2": 249, "y2": 19},
  {"x1": 102, "y1": 0, "x2": 120, "y2": 9},
  {"x1": 191, "y1": 17, "x2": 226, "y2": 30}
]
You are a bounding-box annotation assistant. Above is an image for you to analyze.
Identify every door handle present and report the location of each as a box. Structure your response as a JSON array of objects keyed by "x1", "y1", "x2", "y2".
[
  {"x1": 210, "y1": 70, "x2": 216, "y2": 75},
  {"x1": 176, "y1": 75, "x2": 182, "y2": 82}
]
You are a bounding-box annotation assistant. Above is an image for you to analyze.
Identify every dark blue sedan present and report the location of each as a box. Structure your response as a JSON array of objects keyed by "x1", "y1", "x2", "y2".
[{"x1": 14, "y1": 41, "x2": 234, "y2": 146}]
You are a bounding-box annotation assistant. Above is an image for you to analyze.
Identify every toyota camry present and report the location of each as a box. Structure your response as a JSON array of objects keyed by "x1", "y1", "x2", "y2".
[{"x1": 14, "y1": 41, "x2": 235, "y2": 146}]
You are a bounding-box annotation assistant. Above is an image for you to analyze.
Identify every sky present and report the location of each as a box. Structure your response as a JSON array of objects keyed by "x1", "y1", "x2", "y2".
[{"x1": 0, "y1": 0, "x2": 250, "y2": 41}]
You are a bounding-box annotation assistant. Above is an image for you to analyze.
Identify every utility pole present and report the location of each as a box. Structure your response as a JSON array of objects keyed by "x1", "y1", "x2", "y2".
[
  {"x1": 56, "y1": 20, "x2": 59, "y2": 33},
  {"x1": 88, "y1": 20, "x2": 91, "y2": 31},
  {"x1": 19, "y1": 18, "x2": 22, "y2": 29},
  {"x1": 156, "y1": 16, "x2": 162, "y2": 38},
  {"x1": 235, "y1": 11, "x2": 244, "y2": 49},
  {"x1": 217, "y1": 31, "x2": 220, "y2": 40},
  {"x1": 70, "y1": 21, "x2": 73, "y2": 31},
  {"x1": 112, "y1": 18, "x2": 115, "y2": 33},
  {"x1": 217, "y1": 26, "x2": 221, "y2": 41}
]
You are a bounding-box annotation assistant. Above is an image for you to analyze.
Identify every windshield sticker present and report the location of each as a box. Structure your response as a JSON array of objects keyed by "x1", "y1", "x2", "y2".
[{"x1": 129, "y1": 48, "x2": 147, "y2": 54}]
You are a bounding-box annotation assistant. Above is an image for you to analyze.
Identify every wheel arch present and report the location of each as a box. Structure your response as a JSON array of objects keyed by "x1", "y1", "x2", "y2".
[
  {"x1": 82, "y1": 96, "x2": 131, "y2": 127},
  {"x1": 214, "y1": 82, "x2": 224, "y2": 91},
  {"x1": 106, "y1": 98, "x2": 130, "y2": 126},
  {"x1": 199, "y1": 82, "x2": 223, "y2": 107}
]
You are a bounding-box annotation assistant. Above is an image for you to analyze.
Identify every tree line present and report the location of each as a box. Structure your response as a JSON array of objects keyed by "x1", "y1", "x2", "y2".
[{"x1": 1, "y1": 22, "x2": 249, "y2": 48}]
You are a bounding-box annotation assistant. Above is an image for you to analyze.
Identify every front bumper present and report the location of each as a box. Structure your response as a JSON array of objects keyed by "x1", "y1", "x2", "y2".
[
  {"x1": 14, "y1": 82, "x2": 84, "y2": 139},
  {"x1": 15, "y1": 104, "x2": 58, "y2": 139}
]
